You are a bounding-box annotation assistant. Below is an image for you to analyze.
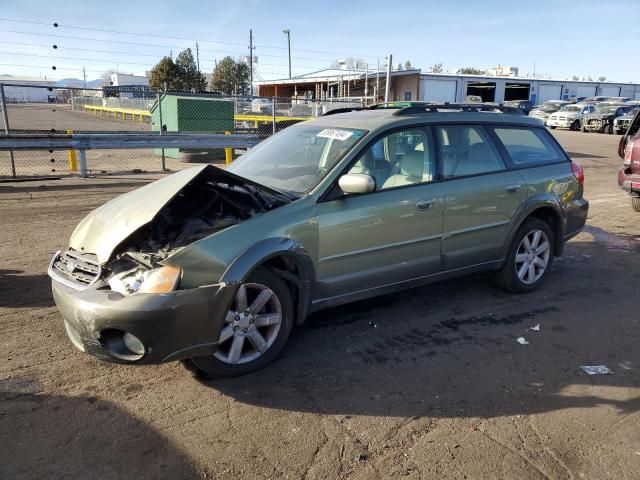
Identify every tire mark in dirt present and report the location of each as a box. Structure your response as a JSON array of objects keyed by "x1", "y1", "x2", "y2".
[
  {"x1": 477, "y1": 423, "x2": 554, "y2": 480},
  {"x1": 354, "y1": 307, "x2": 559, "y2": 364}
]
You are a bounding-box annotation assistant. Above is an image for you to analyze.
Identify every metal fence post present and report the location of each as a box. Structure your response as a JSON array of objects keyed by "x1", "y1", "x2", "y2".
[
  {"x1": 0, "y1": 83, "x2": 16, "y2": 178},
  {"x1": 272, "y1": 98, "x2": 276, "y2": 135},
  {"x1": 157, "y1": 93, "x2": 166, "y2": 171},
  {"x1": 78, "y1": 149, "x2": 88, "y2": 178}
]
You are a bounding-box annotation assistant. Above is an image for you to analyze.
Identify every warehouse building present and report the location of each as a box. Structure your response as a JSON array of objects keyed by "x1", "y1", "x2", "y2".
[
  {"x1": 256, "y1": 68, "x2": 640, "y2": 105},
  {"x1": 0, "y1": 76, "x2": 56, "y2": 102}
]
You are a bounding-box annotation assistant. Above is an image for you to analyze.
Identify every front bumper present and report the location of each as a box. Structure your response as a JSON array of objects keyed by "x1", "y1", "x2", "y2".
[
  {"x1": 618, "y1": 166, "x2": 640, "y2": 194},
  {"x1": 546, "y1": 118, "x2": 574, "y2": 128},
  {"x1": 583, "y1": 119, "x2": 607, "y2": 131},
  {"x1": 51, "y1": 279, "x2": 236, "y2": 364}
]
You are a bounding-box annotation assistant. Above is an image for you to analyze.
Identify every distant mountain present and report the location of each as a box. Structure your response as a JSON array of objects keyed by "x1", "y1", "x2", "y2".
[{"x1": 55, "y1": 78, "x2": 103, "y2": 88}]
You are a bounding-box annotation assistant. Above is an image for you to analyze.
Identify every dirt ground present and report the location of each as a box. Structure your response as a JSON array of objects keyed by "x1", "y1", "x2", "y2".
[{"x1": 1, "y1": 130, "x2": 639, "y2": 479}]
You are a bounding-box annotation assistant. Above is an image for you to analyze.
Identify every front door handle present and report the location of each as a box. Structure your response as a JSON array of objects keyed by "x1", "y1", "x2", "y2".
[
  {"x1": 505, "y1": 183, "x2": 522, "y2": 193},
  {"x1": 416, "y1": 198, "x2": 437, "y2": 211}
]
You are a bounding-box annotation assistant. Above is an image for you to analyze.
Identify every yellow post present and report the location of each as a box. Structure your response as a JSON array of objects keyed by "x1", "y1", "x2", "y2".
[
  {"x1": 224, "y1": 131, "x2": 233, "y2": 165},
  {"x1": 66, "y1": 129, "x2": 78, "y2": 172}
]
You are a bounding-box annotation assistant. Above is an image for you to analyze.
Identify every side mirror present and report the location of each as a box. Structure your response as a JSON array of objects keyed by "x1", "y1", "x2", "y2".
[{"x1": 338, "y1": 174, "x2": 376, "y2": 194}]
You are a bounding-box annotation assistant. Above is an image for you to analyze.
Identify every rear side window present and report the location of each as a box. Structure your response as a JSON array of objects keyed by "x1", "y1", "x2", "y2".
[
  {"x1": 435, "y1": 125, "x2": 505, "y2": 178},
  {"x1": 493, "y1": 127, "x2": 566, "y2": 166}
]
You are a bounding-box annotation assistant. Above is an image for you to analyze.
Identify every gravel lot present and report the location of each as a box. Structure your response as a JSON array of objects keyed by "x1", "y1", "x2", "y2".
[{"x1": 1, "y1": 130, "x2": 639, "y2": 479}]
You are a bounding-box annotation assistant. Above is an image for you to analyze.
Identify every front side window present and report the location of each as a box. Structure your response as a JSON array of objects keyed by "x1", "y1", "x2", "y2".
[
  {"x1": 347, "y1": 128, "x2": 433, "y2": 190},
  {"x1": 228, "y1": 124, "x2": 365, "y2": 194},
  {"x1": 493, "y1": 127, "x2": 566, "y2": 166},
  {"x1": 435, "y1": 125, "x2": 505, "y2": 177}
]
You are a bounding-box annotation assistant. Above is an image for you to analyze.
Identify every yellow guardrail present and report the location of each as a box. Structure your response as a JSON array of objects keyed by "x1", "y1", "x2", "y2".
[
  {"x1": 83, "y1": 105, "x2": 150, "y2": 123},
  {"x1": 234, "y1": 114, "x2": 312, "y2": 124},
  {"x1": 82, "y1": 105, "x2": 313, "y2": 126}
]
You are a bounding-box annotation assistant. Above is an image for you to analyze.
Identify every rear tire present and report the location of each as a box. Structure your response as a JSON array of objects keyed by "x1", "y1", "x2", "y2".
[
  {"x1": 495, "y1": 218, "x2": 555, "y2": 293},
  {"x1": 190, "y1": 268, "x2": 294, "y2": 377},
  {"x1": 549, "y1": 126, "x2": 556, "y2": 129},
  {"x1": 632, "y1": 196, "x2": 640, "y2": 213}
]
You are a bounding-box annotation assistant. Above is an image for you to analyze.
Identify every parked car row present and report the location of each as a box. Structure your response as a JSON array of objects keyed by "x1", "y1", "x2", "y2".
[{"x1": 528, "y1": 97, "x2": 640, "y2": 134}]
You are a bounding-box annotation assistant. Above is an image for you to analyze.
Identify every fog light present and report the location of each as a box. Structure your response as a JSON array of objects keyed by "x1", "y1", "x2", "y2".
[{"x1": 122, "y1": 332, "x2": 145, "y2": 355}]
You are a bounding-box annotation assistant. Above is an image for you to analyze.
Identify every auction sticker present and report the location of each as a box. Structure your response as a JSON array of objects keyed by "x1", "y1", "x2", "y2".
[{"x1": 317, "y1": 129, "x2": 354, "y2": 141}]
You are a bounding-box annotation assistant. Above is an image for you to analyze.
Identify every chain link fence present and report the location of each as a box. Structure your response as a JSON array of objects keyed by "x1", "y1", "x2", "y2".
[{"x1": 0, "y1": 83, "x2": 363, "y2": 179}]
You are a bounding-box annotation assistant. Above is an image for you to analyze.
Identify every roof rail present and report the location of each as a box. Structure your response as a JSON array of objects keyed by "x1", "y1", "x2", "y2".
[
  {"x1": 392, "y1": 103, "x2": 524, "y2": 116},
  {"x1": 322, "y1": 107, "x2": 365, "y2": 116}
]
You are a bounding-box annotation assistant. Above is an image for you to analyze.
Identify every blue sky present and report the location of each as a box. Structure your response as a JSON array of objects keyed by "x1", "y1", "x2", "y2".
[{"x1": 0, "y1": 0, "x2": 638, "y2": 82}]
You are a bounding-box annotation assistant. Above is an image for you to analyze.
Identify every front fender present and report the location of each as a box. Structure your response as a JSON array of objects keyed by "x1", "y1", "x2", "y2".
[
  {"x1": 221, "y1": 237, "x2": 316, "y2": 323},
  {"x1": 500, "y1": 195, "x2": 566, "y2": 259}
]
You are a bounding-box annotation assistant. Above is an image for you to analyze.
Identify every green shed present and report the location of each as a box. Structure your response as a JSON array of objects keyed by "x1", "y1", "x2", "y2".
[{"x1": 150, "y1": 94, "x2": 235, "y2": 161}]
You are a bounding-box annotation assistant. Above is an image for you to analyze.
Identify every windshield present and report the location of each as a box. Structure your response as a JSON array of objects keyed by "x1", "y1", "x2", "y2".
[
  {"x1": 595, "y1": 106, "x2": 619, "y2": 114},
  {"x1": 541, "y1": 102, "x2": 565, "y2": 110},
  {"x1": 561, "y1": 105, "x2": 580, "y2": 112},
  {"x1": 228, "y1": 124, "x2": 366, "y2": 194}
]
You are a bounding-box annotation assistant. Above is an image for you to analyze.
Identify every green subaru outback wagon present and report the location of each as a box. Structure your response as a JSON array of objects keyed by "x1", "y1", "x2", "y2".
[{"x1": 49, "y1": 104, "x2": 589, "y2": 377}]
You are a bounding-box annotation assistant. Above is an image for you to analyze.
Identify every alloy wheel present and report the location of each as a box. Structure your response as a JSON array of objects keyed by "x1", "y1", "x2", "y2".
[
  {"x1": 214, "y1": 283, "x2": 283, "y2": 364},
  {"x1": 515, "y1": 230, "x2": 551, "y2": 285}
]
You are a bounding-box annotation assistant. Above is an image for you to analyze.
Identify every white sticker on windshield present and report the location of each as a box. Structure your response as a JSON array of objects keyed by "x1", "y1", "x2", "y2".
[{"x1": 316, "y1": 129, "x2": 354, "y2": 141}]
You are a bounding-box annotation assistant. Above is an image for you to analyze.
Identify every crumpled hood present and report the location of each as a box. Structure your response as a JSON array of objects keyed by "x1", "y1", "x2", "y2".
[{"x1": 69, "y1": 166, "x2": 208, "y2": 264}]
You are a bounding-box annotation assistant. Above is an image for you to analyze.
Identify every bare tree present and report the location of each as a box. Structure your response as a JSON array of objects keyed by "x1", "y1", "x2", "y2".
[
  {"x1": 404, "y1": 60, "x2": 413, "y2": 70},
  {"x1": 598, "y1": 76, "x2": 607, "y2": 82},
  {"x1": 430, "y1": 62, "x2": 444, "y2": 73},
  {"x1": 571, "y1": 75, "x2": 579, "y2": 81}
]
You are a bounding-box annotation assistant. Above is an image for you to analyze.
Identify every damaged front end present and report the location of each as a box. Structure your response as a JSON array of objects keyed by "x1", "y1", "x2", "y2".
[
  {"x1": 52, "y1": 165, "x2": 293, "y2": 294},
  {"x1": 48, "y1": 165, "x2": 294, "y2": 363}
]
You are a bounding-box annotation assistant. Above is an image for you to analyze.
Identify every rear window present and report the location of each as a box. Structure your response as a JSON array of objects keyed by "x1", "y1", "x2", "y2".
[{"x1": 493, "y1": 127, "x2": 566, "y2": 166}]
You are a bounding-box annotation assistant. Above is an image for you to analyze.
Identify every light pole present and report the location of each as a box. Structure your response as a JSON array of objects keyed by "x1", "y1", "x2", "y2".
[{"x1": 283, "y1": 29, "x2": 291, "y2": 79}]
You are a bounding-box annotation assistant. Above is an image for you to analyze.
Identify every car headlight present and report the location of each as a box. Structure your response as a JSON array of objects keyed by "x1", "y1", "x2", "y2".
[{"x1": 108, "y1": 265, "x2": 181, "y2": 295}]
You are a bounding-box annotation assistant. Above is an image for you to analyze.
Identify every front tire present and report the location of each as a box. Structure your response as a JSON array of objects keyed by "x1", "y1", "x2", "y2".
[
  {"x1": 632, "y1": 196, "x2": 640, "y2": 213},
  {"x1": 496, "y1": 219, "x2": 554, "y2": 293},
  {"x1": 190, "y1": 268, "x2": 294, "y2": 377}
]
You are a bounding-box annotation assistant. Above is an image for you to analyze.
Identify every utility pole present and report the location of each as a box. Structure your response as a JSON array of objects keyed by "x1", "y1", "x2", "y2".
[
  {"x1": 82, "y1": 66, "x2": 86, "y2": 89},
  {"x1": 384, "y1": 54, "x2": 392, "y2": 103},
  {"x1": 364, "y1": 63, "x2": 368, "y2": 104},
  {"x1": 283, "y1": 29, "x2": 291, "y2": 79},
  {"x1": 196, "y1": 42, "x2": 200, "y2": 73},
  {"x1": 376, "y1": 59, "x2": 380, "y2": 102},
  {"x1": 249, "y1": 29, "x2": 254, "y2": 94}
]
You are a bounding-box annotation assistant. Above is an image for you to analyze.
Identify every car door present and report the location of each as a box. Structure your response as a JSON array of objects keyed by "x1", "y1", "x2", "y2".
[
  {"x1": 435, "y1": 124, "x2": 527, "y2": 270},
  {"x1": 315, "y1": 126, "x2": 444, "y2": 300}
]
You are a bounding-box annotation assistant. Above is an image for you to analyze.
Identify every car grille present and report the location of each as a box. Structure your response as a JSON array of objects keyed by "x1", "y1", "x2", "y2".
[{"x1": 49, "y1": 249, "x2": 101, "y2": 290}]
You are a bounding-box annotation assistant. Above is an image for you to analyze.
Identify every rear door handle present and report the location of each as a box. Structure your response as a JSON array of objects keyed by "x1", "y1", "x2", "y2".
[
  {"x1": 416, "y1": 198, "x2": 437, "y2": 211},
  {"x1": 505, "y1": 183, "x2": 522, "y2": 193}
]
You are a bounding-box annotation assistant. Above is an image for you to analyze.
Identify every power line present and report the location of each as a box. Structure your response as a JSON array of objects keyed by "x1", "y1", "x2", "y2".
[
  {"x1": 0, "y1": 17, "x2": 381, "y2": 59},
  {"x1": 0, "y1": 50, "x2": 148, "y2": 66},
  {"x1": 0, "y1": 30, "x2": 346, "y2": 65},
  {"x1": 0, "y1": 62, "x2": 301, "y2": 78}
]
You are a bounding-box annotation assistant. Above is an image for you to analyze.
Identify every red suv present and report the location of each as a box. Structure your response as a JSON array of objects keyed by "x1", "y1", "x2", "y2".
[{"x1": 618, "y1": 109, "x2": 640, "y2": 212}]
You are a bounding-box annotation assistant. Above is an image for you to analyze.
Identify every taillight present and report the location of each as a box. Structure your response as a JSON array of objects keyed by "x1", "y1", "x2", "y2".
[
  {"x1": 571, "y1": 161, "x2": 584, "y2": 185},
  {"x1": 624, "y1": 140, "x2": 634, "y2": 165}
]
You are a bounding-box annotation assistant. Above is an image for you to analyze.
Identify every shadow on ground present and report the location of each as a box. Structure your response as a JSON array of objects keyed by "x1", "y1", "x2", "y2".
[
  {"x1": 0, "y1": 386, "x2": 200, "y2": 479},
  {"x1": 199, "y1": 240, "x2": 640, "y2": 420},
  {"x1": 0, "y1": 270, "x2": 53, "y2": 308}
]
